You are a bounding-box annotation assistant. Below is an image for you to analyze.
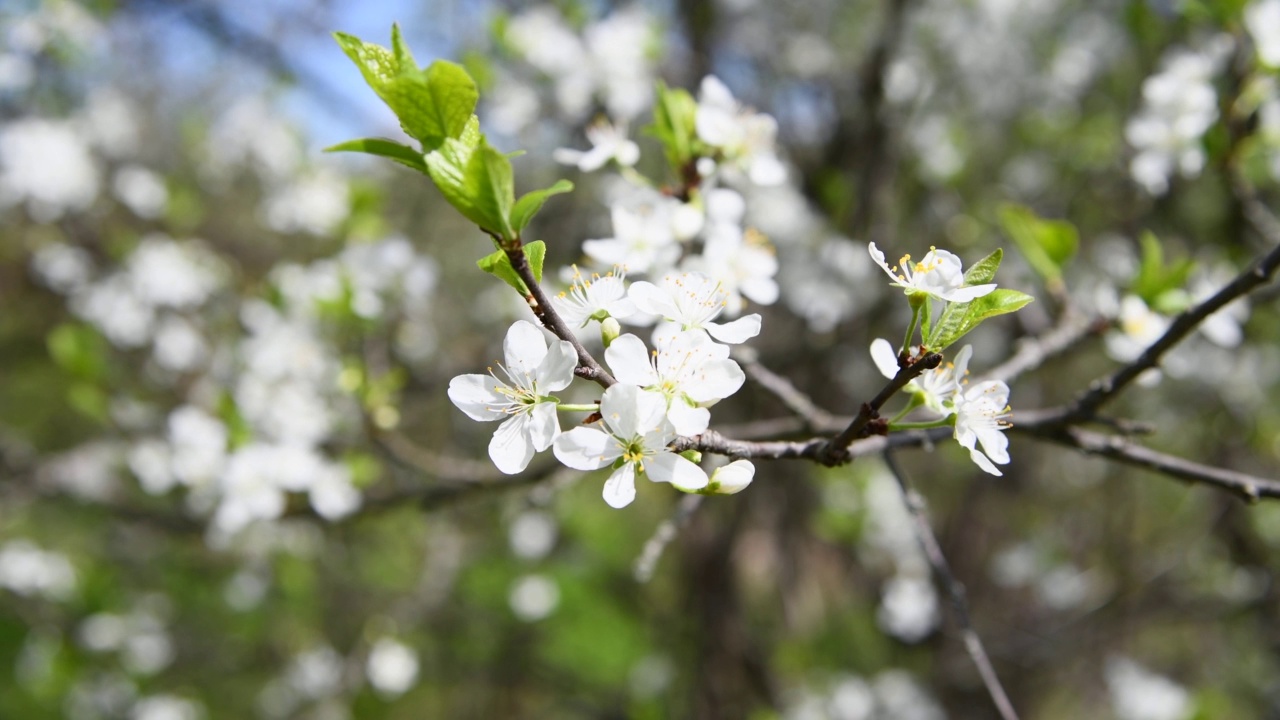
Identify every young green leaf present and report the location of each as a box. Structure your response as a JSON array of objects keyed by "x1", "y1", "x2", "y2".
[
  {"x1": 648, "y1": 81, "x2": 698, "y2": 169},
  {"x1": 463, "y1": 142, "x2": 516, "y2": 241},
  {"x1": 475, "y1": 241, "x2": 546, "y2": 294},
  {"x1": 929, "y1": 289, "x2": 1035, "y2": 350},
  {"x1": 964, "y1": 248, "x2": 1003, "y2": 285},
  {"x1": 511, "y1": 180, "x2": 574, "y2": 233},
  {"x1": 476, "y1": 247, "x2": 527, "y2": 294},
  {"x1": 333, "y1": 28, "x2": 478, "y2": 152},
  {"x1": 1132, "y1": 231, "x2": 1193, "y2": 305},
  {"x1": 324, "y1": 138, "x2": 427, "y2": 173},
  {"x1": 998, "y1": 204, "x2": 1078, "y2": 284}
]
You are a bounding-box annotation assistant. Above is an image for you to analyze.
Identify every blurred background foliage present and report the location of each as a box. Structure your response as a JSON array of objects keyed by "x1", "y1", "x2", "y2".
[{"x1": 2, "y1": 0, "x2": 1280, "y2": 718}]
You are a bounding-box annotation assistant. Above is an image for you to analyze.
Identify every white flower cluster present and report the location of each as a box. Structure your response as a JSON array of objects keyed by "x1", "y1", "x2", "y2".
[
  {"x1": 503, "y1": 6, "x2": 656, "y2": 124},
  {"x1": 0, "y1": 539, "x2": 77, "y2": 601},
  {"x1": 1125, "y1": 37, "x2": 1233, "y2": 196},
  {"x1": 451, "y1": 269, "x2": 760, "y2": 508}
]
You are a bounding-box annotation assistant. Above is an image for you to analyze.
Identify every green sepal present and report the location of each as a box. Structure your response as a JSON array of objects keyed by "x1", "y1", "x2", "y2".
[
  {"x1": 511, "y1": 179, "x2": 574, "y2": 234},
  {"x1": 324, "y1": 137, "x2": 427, "y2": 173},
  {"x1": 998, "y1": 204, "x2": 1077, "y2": 285}
]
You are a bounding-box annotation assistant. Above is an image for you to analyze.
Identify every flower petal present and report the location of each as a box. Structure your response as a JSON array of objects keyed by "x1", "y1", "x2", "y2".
[
  {"x1": 527, "y1": 401, "x2": 560, "y2": 452},
  {"x1": 602, "y1": 463, "x2": 638, "y2": 508},
  {"x1": 536, "y1": 339, "x2": 578, "y2": 392},
  {"x1": 968, "y1": 448, "x2": 1003, "y2": 477},
  {"x1": 939, "y1": 283, "x2": 997, "y2": 303},
  {"x1": 553, "y1": 427, "x2": 618, "y2": 470},
  {"x1": 645, "y1": 452, "x2": 709, "y2": 491},
  {"x1": 704, "y1": 314, "x2": 761, "y2": 344},
  {"x1": 447, "y1": 374, "x2": 508, "y2": 421},
  {"x1": 604, "y1": 334, "x2": 660, "y2": 387},
  {"x1": 489, "y1": 415, "x2": 534, "y2": 475},
  {"x1": 869, "y1": 339, "x2": 900, "y2": 380},
  {"x1": 504, "y1": 321, "x2": 549, "y2": 378},
  {"x1": 868, "y1": 242, "x2": 901, "y2": 282},
  {"x1": 667, "y1": 401, "x2": 711, "y2": 436},
  {"x1": 682, "y1": 359, "x2": 744, "y2": 403},
  {"x1": 709, "y1": 460, "x2": 755, "y2": 494},
  {"x1": 599, "y1": 384, "x2": 666, "y2": 439},
  {"x1": 628, "y1": 280, "x2": 678, "y2": 318}
]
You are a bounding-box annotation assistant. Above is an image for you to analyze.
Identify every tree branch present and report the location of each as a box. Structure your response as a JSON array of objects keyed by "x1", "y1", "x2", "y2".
[
  {"x1": 1066, "y1": 238, "x2": 1280, "y2": 421},
  {"x1": 506, "y1": 244, "x2": 616, "y2": 388},
  {"x1": 1018, "y1": 425, "x2": 1280, "y2": 502},
  {"x1": 734, "y1": 348, "x2": 837, "y2": 430},
  {"x1": 633, "y1": 494, "x2": 704, "y2": 583},
  {"x1": 882, "y1": 450, "x2": 1021, "y2": 720}
]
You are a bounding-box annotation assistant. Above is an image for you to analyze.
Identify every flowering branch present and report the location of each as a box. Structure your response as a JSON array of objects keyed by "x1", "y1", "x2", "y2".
[
  {"x1": 1066, "y1": 238, "x2": 1280, "y2": 421},
  {"x1": 505, "y1": 244, "x2": 617, "y2": 388},
  {"x1": 820, "y1": 352, "x2": 943, "y2": 465},
  {"x1": 882, "y1": 450, "x2": 1021, "y2": 720}
]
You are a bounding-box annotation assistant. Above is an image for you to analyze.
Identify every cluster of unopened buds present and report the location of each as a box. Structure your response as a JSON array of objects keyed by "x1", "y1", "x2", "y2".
[{"x1": 450, "y1": 269, "x2": 759, "y2": 508}]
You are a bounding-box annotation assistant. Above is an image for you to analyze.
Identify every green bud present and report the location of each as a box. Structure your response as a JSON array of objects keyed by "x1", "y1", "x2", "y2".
[
  {"x1": 601, "y1": 317, "x2": 622, "y2": 348},
  {"x1": 679, "y1": 450, "x2": 703, "y2": 464}
]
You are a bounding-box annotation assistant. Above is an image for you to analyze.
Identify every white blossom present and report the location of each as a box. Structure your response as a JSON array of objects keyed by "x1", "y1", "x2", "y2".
[
  {"x1": 1247, "y1": 0, "x2": 1280, "y2": 68},
  {"x1": 508, "y1": 573, "x2": 560, "y2": 621},
  {"x1": 694, "y1": 76, "x2": 787, "y2": 186},
  {"x1": 0, "y1": 118, "x2": 99, "y2": 221},
  {"x1": 1106, "y1": 657, "x2": 1192, "y2": 720},
  {"x1": 705, "y1": 459, "x2": 755, "y2": 495},
  {"x1": 113, "y1": 165, "x2": 168, "y2": 219},
  {"x1": 554, "y1": 118, "x2": 640, "y2": 172},
  {"x1": 1105, "y1": 295, "x2": 1170, "y2": 363},
  {"x1": 553, "y1": 384, "x2": 708, "y2": 508},
  {"x1": 0, "y1": 540, "x2": 77, "y2": 601},
  {"x1": 870, "y1": 340, "x2": 972, "y2": 416},
  {"x1": 582, "y1": 202, "x2": 681, "y2": 275},
  {"x1": 553, "y1": 265, "x2": 636, "y2": 326},
  {"x1": 868, "y1": 243, "x2": 997, "y2": 303},
  {"x1": 628, "y1": 272, "x2": 763, "y2": 344},
  {"x1": 448, "y1": 321, "x2": 577, "y2": 474},
  {"x1": 605, "y1": 331, "x2": 744, "y2": 435},
  {"x1": 952, "y1": 381, "x2": 1012, "y2": 476},
  {"x1": 366, "y1": 638, "x2": 419, "y2": 698}
]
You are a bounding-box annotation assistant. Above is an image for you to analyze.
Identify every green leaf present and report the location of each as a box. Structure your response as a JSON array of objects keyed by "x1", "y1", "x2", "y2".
[
  {"x1": 426, "y1": 135, "x2": 518, "y2": 240},
  {"x1": 998, "y1": 204, "x2": 1078, "y2": 284},
  {"x1": 929, "y1": 289, "x2": 1035, "y2": 350},
  {"x1": 648, "y1": 81, "x2": 698, "y2": 168},
  {"x1": 1132, "y1": 231, "x2": 1193, "y2": 305},
  {"x1": 47, "y1": 323, "x2": 106, "y2": 380},
  {"x1": 324, "y1": 137, "x2": 427, "y2": 173},
  {"x1": 333, "y1": 28, "x2": 478, "y2": 151},
  {"x1": 511, "y1": 180, "x2": 574, "y2": 233},
  {"x1": 475, "y1": 240, "x2": 545, "y2": 294},
  {"x1": 964, "y1": 248, "x2": 1003, "y2": 285},
  {"x1": 524, "y1": 240, "x2": 546, "y2": 283},
  {"x1": 463, "y1": 142, "x2": 516, "y2": 240}
]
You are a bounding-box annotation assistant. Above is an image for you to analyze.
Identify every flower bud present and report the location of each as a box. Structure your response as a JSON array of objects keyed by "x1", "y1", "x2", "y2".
[
  {"x1": 600, "y1": 316, "x2": 622, "y2": 348},
  {"x1": 703, "y1": 459, "x2": 755, "y2": 495}
]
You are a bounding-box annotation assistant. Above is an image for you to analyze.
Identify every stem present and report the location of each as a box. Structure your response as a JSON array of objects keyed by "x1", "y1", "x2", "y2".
[
  {"x1": 888, "y1": 419, "x2": 951, "y2": 432},
  {"x1": 902, "y1": 303, "x2": 921, "y2": 355},
  {"x1": 556, "y1": 403, "x2": 600, "y2": 412},
  {"x1": 888, "y1": 395, "x2": 924, "y2": 424}
]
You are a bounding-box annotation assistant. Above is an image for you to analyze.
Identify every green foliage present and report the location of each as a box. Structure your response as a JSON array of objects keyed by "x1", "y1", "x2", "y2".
[
  {"x1": 324, "y1": 137, "x2": 427, "y2": 173},
  {"x1": 511, "y1": 179, "x2": 574, "y2": 234},
  {"x1": 925, "y1": 250, "x2": 1035, "y2": 350},
  {"x1": 477, "y1": 240, "x2": 545, "y2": 294},
  {"x1": 333, "y1": 26, "x2": 478, "y2": 152},
  {"x1": 1132, "y1": 231, "x2": 1194, "y2": 307},
  {"x1": 648, "y1": 81, "x2": 699, "y2": 170},
  {"x1": 998, "y1": 204, "x2": 1078, "y2": 286}
]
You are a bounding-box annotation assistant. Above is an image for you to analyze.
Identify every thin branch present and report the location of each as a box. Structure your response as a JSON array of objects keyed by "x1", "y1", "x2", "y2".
[
  {"x1": 1067, "y1": 237, "x2": 1280, "y2": 421},
  {"x1": 1018, "y1": 425, "x2": 1280, "y2": 502},
  {"x1": 506, "y1": 245, "x2": 616, "y2": 388},
  {"x1": 633, "y1": 494, "x2": 704, "y2": 583},
  {"x1": 734, "y1": 347, "x2": 837, "y2": 430},
  {"x1": 882, "y1": 450, "x2": 1021, "y2": 720},
  {"x1": 821, "y1": 352, "x2": 942, "y2": 464},
  {"x1": 979, "y1": 307, "x2": 1101, "y2": 386}
]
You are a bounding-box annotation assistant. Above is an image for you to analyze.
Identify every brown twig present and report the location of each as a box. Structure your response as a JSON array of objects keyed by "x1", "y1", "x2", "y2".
[
  {"x1": 735, "y1": 348, "x2": 838, "y2": 430},
  {"x1": 506, "y1": 244, "x2": 617, "y2": 388},
  {"x1": 1066, "y1": 231, "x2": 1280, "y2": 422},
  {"x1": 882, "y1": 450, "x2": 1021, "y2": 720},
  {"x1": 633, "y1": 494, "x2": 705, "y2": 583}
]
